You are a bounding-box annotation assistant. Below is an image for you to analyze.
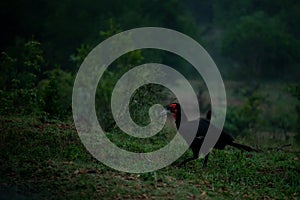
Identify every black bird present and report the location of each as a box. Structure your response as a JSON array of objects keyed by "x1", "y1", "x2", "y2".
[{"x1": 165, "y1": 103, "x2": 258, "y2": 168}]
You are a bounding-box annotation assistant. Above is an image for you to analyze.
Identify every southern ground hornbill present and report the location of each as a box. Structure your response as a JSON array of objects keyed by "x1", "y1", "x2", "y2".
[{"x1": 165, "y1": 103, "x2": 258, "y2": 168}]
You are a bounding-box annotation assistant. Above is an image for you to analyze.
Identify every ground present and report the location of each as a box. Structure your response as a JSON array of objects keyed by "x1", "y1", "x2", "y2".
[{"x1": 0, "y1": 116, "x2": 299, "y2": 199}]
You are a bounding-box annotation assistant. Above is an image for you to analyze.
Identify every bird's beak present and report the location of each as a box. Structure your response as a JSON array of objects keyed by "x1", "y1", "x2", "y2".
[{"x1": 160, "y1": 109, "x2": 168, "y2": 116}]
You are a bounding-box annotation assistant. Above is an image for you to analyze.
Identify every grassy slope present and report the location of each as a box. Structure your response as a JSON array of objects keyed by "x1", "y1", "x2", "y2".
[{"x1": 0, "y1": 116, "x2": 299, "y2": 200}]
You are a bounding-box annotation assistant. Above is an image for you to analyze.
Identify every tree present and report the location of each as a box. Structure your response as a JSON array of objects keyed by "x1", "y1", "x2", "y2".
[
  {"x1": 212, "y1": 0, "x2": 253, "y2": 26},
  {"x1": 0, "y1": 40, "x2": 46, "y2": 115},
  {"x1": 222, "y1": 11, "x2": 299, "y2": 78}
]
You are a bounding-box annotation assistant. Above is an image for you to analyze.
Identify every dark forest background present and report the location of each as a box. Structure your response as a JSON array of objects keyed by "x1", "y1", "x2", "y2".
[
  {"x1": 1, "y1": 0, "x2": 299, "y2": 138},
  {"x1": 1, "y1": 0, "x2": 299, "y2": 77}
]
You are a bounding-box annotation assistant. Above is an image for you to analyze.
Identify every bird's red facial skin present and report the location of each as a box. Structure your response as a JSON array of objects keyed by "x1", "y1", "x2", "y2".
[{"x1": 169, "y1": 104, "x2": 177, "y2": 120}]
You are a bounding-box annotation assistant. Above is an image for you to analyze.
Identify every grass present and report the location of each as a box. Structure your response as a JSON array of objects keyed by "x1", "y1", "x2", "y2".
[{"x1": 0, "y1": 116, "x2": 299, "y2": 199}]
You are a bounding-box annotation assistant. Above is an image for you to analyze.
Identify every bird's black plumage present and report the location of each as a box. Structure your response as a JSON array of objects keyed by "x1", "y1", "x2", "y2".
[{"x1": 166, "y1": 103, "x2": 257, "y2": 168}]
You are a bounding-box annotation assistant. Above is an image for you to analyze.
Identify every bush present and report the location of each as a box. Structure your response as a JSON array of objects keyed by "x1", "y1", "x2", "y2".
[
  {"x1": 288, "y1": 84, "x2": 300, "y2": 142},
  {"x1": 38, "y1": 68, "x2": 74, "y2": 119},
  {"x1": 225, "y1": 91, "x2": 266, "y2": 136},
  {"x1": 0, "y1": 40, "x2": 74, "y2": 119},
  {"x1": 0, "y1": 40, "x2": 43, "y2": 115}
]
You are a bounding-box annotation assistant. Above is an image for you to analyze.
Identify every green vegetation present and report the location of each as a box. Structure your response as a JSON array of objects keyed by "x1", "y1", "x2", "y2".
[
  {"x1": 1, "y1": 0, "x2": 300, "y2": 199},
  {"x1": 288, "y1": 84, "x2": 300, "y2": 142},
  {"x1": 1, "y1": 116, "x2": 299, "y2": 199},
  {"x1": 222, "y1": 11, "x2": 298, "y2": 78}
]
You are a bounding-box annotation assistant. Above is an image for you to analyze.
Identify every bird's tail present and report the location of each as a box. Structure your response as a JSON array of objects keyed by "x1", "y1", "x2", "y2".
[{"x1": 229, "y1": 142, "x2": 259, "y2": 152}]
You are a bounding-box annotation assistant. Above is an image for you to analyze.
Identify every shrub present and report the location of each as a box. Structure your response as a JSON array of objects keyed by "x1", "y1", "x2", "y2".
[
  {"x1": 38, "y1": 68, "x2": 74, "y2": 119},
  {"x1": 225, "y1": 91, "x2": 266, "y2": 136},
  {"x1": 0, "y1": 40, "x2": 43, "y2": 115},
  {"x1": 288, "y1": 84, "x2": 300, "y2": 142}
]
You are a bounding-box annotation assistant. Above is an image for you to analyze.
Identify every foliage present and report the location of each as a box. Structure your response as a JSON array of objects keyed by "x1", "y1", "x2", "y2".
[
  {"x1": 1, "y1": 0, "x2": 199, "y2": 68},
  {"x1": 38, "y1": 68, "x2": 74, "y2": 119},
  {"x1": 129, "y1": 84, "x2": 166, "y2": 127},
  {"x1": 0, "y1": 40, "x2": 74, "y2": 119},
  {"x1": 0, "y1": 40, "x2": 43, "y2": 90},
  {"x1": 95, "y1": 59, "x2": 165, "y2": 131},
  {"x1": 288, "y1": 84, "x2": 300, "y2": 143},
  {"x1": 0, "y1": 41, "x2": 44, "y2": 115},
  {"x1": 222, "y1": 11, "x2": 299, "y2": 78},
  {"x1": 69, "y1": 44, "x2": 93, "y2": 68},
  {"x1": 69, "y1": 20, "x2": 167, "y2": 131},
  {"x1": 212, "y1": 0, "x2": 253, "y2": 27},
  {"x1": 289, "y1": 84, "x2": 300, "y2": 101},
  {"x1": 225, "y1": 88, "x2": 266, "y2": 136}
]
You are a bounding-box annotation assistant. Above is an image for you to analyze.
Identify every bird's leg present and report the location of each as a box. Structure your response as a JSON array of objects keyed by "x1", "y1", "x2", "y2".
[
  {"x1": 177, "y1": 148, "x2": 200, "y2": 167},
  {"x1": 177, "y1": 156, "x2": 198, "y2": 167},
  {"x1": 202, "y1": 153, "x2": 210, "y2": 169}
]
